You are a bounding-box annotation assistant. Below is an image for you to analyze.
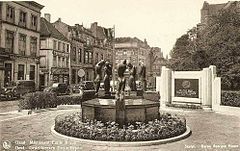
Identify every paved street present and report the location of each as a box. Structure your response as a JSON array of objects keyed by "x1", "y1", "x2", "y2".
[
  {"x1": 0, "y1": 100, "x2": 19, "y2": 113},
  {"x1": 0, "y1": 107, "x2": 239, "y2": 151}
]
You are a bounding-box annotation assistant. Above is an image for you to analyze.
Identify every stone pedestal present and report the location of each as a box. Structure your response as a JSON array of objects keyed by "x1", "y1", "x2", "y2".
[
  {"x1": 116, "y1": 100, "x2": 126, "y2": 127},
  {"x1": 81, "y1": 98, "x2": 160, "y2": 126}
]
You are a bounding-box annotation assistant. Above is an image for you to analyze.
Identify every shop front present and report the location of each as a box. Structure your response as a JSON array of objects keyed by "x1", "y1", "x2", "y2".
[
  {"x1": 0, "y1": 48, "x2": 10, "y2": 87},
  {"x1": 51, "y1": 67, "x2": 69, "y2": 85}
]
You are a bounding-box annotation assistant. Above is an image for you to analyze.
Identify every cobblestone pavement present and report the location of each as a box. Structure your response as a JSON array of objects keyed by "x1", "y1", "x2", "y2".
[
  {"x1": 0, "y1": 100, "x2": 19, "y2": 113},
  {"x1": 0, "y1": 108, "x2": 240, "y2": 151}
]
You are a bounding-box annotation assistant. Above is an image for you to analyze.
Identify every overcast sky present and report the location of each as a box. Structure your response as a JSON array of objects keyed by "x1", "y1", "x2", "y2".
[{"x1": 35, "y1": 0, "x2": 230, "y2": 57}]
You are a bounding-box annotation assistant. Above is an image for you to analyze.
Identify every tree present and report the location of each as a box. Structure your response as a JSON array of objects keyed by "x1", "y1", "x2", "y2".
[
  {"x1": 199, "y1": 7, "x2": 240, "y2": 90},
  {"x1": 168, "y1": 4, "x2": 240, "y2": 90},
  {"x1": 169, "y1": 33, "x2": 205, "y2": 71}
]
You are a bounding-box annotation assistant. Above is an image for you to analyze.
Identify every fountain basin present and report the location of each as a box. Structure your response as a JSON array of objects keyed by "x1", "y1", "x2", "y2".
[{"x1": 82, "y1": 98, "x2": 160, "y2": 123}]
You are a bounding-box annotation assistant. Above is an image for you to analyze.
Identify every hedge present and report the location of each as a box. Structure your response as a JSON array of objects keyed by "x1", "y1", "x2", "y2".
[
  {"x1": 221, "y1": 91, "x2": 240, "y2": 107},
  {"x1": 55, "y1": 112, "x2": 186, "y2": 141},
  {"x1": 18, "y1": 92, "x2": 83, "y2": 110}
]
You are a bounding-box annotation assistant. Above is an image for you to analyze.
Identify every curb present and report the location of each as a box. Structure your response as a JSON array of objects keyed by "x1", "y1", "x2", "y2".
[
  {"x1": 51, "y1": 125, "x2": 192, "y2": 147},
  {"x1": 57, "y1": 105, "x2": 81, "y2": 110},
  {"x1": 17, "y1": 105, "x2": 81, "y2": 115}
]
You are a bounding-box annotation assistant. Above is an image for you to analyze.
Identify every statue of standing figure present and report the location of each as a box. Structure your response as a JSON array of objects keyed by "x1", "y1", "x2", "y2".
[
  {"x1": 139, "y1": 62, "x2": 146, "y2": 91},
  {"x1": 116, "y1": 60, "x2": 127, "y2": 98},
  {"x1": 103, "y1": 61, "x2": 112, "y2": 96},
  {"x1": 127, "y1": 62, "x2": 137, "y2": 91},
  {"x1": 94, "y1": 60, "x2": 105, "y2": 95}
]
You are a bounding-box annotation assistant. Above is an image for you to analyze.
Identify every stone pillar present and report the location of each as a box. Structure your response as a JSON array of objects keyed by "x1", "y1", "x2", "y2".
[
  {"x1": 160, "y1": 66, "x2": 172, "y2": 107},
  {"x1": 202, "y1": 67, "x2": 212, "y2": 107},
  {"x1": 156, "y1": 76, "x2": 161, "y2": 93},
  {"x1": 209, "y1": 65, "x2": 217, "y2": 107},
  {"x1": 115, "y1": 94, "x2": 126, "y2": 127},
  {"x1": 212, "y1": 77, "x2": 221, "y2": 109}
]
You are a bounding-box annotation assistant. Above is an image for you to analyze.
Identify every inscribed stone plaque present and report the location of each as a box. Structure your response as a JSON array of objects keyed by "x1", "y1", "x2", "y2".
[{"x1": 174, "y1": 79, "x2": 199, "y2": 98}]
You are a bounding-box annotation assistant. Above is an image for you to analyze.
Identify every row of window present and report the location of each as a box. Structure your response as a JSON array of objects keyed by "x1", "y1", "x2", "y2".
[
  {"x1": 84, "y1": 51, "x2": 93, "y2": 64},
  {"x1": 71, "y1": 47, "x2": 81, "y2": 62},
  {"x1": 5, "y1": 30, "x2": 38, "y2": 56},
  {"x1": 53, "y1": 40, "x2": 69, "y2": 52},
  {"x1": 95, "y1": 53, "x2": 104, "y2": 64},
  {"x1": 4, "y1": 63, "x2": 35, "y2": 86},
  {"x1": 116, "y1": 50, "x2": 138, "y2": 56},
  {"x1": 71, "y1": 48, "x2": 93, "y2": 64},
  {"x1": 6, "y1": 4, "x2": 38, "y2": 30},
  {"x1": 53, "y1": 56, "x2": 69, "y2": 68}
]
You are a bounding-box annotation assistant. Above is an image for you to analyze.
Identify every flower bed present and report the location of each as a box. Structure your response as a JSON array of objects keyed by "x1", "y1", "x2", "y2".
[
  {"x1": 221, "y1": 91, "x2": 240, "y2": 107},
  {"x1": 54, "y1": 112, "x2": 186, "y2": 141}
]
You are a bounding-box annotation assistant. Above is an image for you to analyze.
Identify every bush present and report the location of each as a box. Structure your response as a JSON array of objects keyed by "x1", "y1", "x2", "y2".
[
  {"x1": 221, "y1": 91, "x2": 240, "y2": 107},
  {"x1": 55, "y1": 112, "x2": 186, "y2": 141},
  {"x1": 56, "y1": 95, "x2": 82, "y2": 105},
  {"x1": 19, "y1": 92, "x2": 57, "y2": 110},
  {"x1": 18, "y1": 92, "x2": 83, "y2": 110}
]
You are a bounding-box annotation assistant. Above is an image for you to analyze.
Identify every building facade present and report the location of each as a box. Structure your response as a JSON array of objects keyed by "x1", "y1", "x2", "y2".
[
  {"x1": 114, "y1": 37, "x2": 150, "y2": 80},
  {"x1": 146, "y1": 47, "x2": 165, "y2": 88},
  {"x1": 0, "y1": 1, "x2": 44, "y2": 88},
  {"x1": 39, "y1": 15, "x2": 70, "y2": 89},
  {"x1": 198, "y1": 1, "x2": 240, "y2": 30},
  {"x1": 53, "y1": 19, "x2": 95, "y2": 83},
  {"x1": 114, "y1": 37, "x2": 150, "y2": 67},
  {"x1": 114, "y1": 37, "x2": 166, "y2": 88},
  {"x1": 53, "y1": 20, "x2": 114, "y2": 84},
  {"x1": 90, "y1": 22, "x2": 114, "y2": 65}
]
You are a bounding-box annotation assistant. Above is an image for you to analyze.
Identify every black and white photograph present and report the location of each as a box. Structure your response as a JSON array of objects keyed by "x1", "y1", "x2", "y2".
[{"x1": 0, "y1": 0, "x2": 239, "y2": 150}]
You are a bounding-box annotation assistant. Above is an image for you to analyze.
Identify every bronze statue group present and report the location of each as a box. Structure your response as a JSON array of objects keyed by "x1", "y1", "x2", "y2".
[{"x1": 94, "y1": 59, "x2": 146, "y2": 99}]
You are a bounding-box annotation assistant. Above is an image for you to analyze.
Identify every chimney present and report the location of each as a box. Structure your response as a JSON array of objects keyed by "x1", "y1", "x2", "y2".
[
  {"x1": 44, "y1": 13, "x2": 51, "y2": 22},
  {"x1": 58, "y1": 18, "x2": 61, "y2": 22}
]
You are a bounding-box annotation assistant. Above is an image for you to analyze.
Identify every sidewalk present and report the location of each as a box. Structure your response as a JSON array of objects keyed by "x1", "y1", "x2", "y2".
[{"x1": 0, "y1": 107, "x2": 239, "y2": 151}]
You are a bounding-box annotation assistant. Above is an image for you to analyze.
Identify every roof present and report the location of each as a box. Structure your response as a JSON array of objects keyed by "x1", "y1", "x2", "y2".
[
  {"x1": 208, "y1": 3, "x2": 226, "y2": 14},
  {"x1": 40, "y1": 17, "x2": 69, "y2": 42},
  {"x1": 72, "y1": 25, "x2": 94, "y2": 37},
  {"x1": 93, "y1": 26, "x2": 113, "y2": 40},
  {"x1": 96, "y1": 26, "x2": 106, "y2": 40},
  {"x1": 27, "y1": 1, "x2": 44, "y2": 9},
  {"x1": 202, "y1": 1, "x2": 238, "y2": 14},
  {"x1": 115, "y1": 37, "x2": 143, "y2": 43}
]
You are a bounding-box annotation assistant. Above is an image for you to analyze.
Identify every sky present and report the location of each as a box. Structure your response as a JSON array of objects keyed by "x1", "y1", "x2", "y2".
[{"x1": 34, "y1": 0, "x2": 230, "y2": 57}]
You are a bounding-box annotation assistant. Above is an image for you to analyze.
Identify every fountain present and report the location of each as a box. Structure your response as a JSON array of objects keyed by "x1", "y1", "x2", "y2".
[
  {"x1": 53, "y1": 60, "x2": 190, "y2": 144},
  {"x1": 81, "y1": 60, "x2": 159, "y2": 126}
]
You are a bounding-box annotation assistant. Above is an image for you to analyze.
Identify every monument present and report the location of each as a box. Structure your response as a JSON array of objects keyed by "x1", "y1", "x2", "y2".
[{"x1": 82, "y1": 59, "x2": 159, "y2": 127}]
